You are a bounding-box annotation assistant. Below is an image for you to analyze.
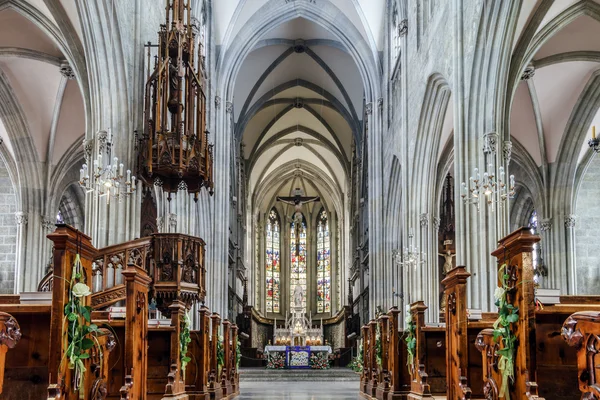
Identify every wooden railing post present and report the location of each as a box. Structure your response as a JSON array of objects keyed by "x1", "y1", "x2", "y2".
[
  {"x1": 208, "y1": 313, "x2": 222, "y2": 400},
  {"x1": 164, "y1": 300, "x2": 187, "y2": 397},
  {"x1": 408, "y1": 301, "x2": 432, "y2": 399},
  {"x1": 230, "y1": 324, "x2": 239, "y2": 396},
  {"x1": 360, "y1": 324, "x2": 370, "y2": 395},
  {"x1": 387, "y1": 307, "x2": 409, "y2": 399},
  {"x1": 376, "y1": 314, "x2": 391, "y2": 399},
  {"x1": 487, "y1": 227, "x2": 543, "y2": 399},
  {"x1": 562, "y1": 311, "x2": 600, "y2": 399},
  {"x1": 121, "y1": 265, "x2": 151, "y2": 399},
  {"x1": 367, "y1": 320, "x2": 378, "y2": 397},
  {"x1": 187, "y1": 305, "x2": 210, "y2": 399},
  {"x1": 0, "y1": 312, "x2": 21, "y2": 395},
  {"x1": 47, "y1": 225, "x2": 96, "y2": 399},
  {"x1": 442, "y1": 266, "x2": 472, "y2": 399},
  {"x1": 221, "y1": 319, "x2": 232, "y2": 397}
]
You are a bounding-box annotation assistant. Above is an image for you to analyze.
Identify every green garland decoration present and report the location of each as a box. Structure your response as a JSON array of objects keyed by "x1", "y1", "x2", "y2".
[
  {"x1": 492, "y1": 264, "x2": 519, "y2": 400},
  {"x1": 236, "y1": 338, "x2": 241, "y2": 369},
  {"x1": 404, "y1": 305, "x2": 416, "y2": 374},
  {"x1": 63, "y1": 254, "x2": 101, "y2": 391},
  {"x1": 348, "y1": 340, "x2": 363, "y2": 372},
  {"x1": 180, "y1": 313, "x2": 192, "y2": 372},
  {"x1": 216, "y1": 334, "x2": 225, "y2": 368},
  {"x1": 375, "y1": 324, "x2": 383, "y2": 368}
]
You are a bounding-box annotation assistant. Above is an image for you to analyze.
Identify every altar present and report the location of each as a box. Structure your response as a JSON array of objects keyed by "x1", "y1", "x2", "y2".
[{"x1": 264, "y1": 345, "x2": 332, "y2": 369}]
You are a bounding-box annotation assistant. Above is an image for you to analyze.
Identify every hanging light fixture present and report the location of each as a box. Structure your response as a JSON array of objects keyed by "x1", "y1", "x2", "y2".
[
  {"x1": 79, "y1": 130, "x2": 136, "y2": 204},
  {"x1": 393, "y1": 231, "x2": 426, "y2": 268},
  {"x1": 460, "y1": 164, "x2": 515, "y2": 211}
]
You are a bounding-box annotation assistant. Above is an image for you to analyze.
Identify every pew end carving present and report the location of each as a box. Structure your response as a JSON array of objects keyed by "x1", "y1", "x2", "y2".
[
  {"x1": 561, "y1": 311, "x2": 600, "y2": 399},
  {"x1": 0, "y1": 312, "x2": 21, "y2": 394}
]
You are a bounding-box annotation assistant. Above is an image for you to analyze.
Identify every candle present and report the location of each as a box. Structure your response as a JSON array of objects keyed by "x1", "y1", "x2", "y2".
[
  {"x1": 509, "y1": 174, "x2": 515, "y2": 188},
  {"x1": 98, "y1": 154, "x2": 102, "y2": 166},
  {"x1": 131, "y1": 176, "x2": 136, "y2": 188},
  {"x1": 461, "y1": 182, "x2": 467, "y2": 197},
  {"x1": 593, "y1": 126, "x2": 596, "y2": 140},
  {"x1": 80, "y1": 168, "x2": 84, "y2": 181},
  {"x1": 119, "y1": 163, "x2": 124, "y2": 177},
  {"x1": 126, "y1": 169, "x2": 131, "y2": 182}
]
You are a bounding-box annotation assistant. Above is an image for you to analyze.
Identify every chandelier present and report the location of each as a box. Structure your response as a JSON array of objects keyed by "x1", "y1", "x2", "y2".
[
  {"x1": 393, "y1": 232, "x2": 426, "y2": 268},
  {"x1": 460, "y1": 164, "x2": 515, "y2": 211},
  {"x1": 137, "y1": 0, "x2": 213, "y2": 200},
  {"x1": 79, "y1": 130, "x2": 136, "y2": 203},
  {"x1": 588, "y1": 126, "x2": 599, "y2": 153}
]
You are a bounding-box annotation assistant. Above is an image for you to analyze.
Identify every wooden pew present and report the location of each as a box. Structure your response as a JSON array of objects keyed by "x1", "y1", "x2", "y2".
[
  {"x1": 186, "y1": 306, "x2": 211, "y2": 400},
  {"x1": 208, "y1": 313, "x2": 223, "y2": 400},
  {"x1": 476, "y1": 227, "x2": 545, "y2": 400},
  {"x1": 0, "y1": 304, "x2": 49, "y2": 399},
  {"x1": 561, "y1": 311, "x2": 600, "y2": 399},
  {"x1": 408, "y1": 301, "x2": 435, "y2": 399},
  {"x1": 0, "y1": 312, "x2": 21, "y2": 395},
  {"x1": 360, "y1": 307, "x2": 410, "y2": 400}
]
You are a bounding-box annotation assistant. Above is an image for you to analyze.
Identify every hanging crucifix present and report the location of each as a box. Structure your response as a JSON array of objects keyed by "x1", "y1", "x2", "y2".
[{"x1": 276, "y1": 188, "x2": 320, "y2": 310}]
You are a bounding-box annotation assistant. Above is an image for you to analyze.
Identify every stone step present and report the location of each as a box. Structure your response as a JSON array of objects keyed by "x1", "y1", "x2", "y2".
[{"x1": 239, "y1": 368, "x2": 361, "y2": 382}]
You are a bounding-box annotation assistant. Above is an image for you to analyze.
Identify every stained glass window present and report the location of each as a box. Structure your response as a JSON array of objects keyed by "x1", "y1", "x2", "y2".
[
  {"x1": 316, "y1": 209, "x2": 331, "y2": 313},
  {"x1": 290, "y1": 213, "x2": 307, "y2": 310},
  {"x1": 266, "y1": 209, "x2": 280, "y2": 313},
  {"x1": 529, "y1": 210, "x2": 539, "y2": 269}
]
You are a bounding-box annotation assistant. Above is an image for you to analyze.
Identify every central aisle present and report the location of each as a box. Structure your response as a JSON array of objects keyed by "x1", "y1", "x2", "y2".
[{"x1": 237, "y1": 381, "x2": 361, "y2": 399}]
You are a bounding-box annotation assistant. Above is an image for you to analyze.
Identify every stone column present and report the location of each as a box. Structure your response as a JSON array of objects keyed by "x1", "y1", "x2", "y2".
[{"x1": 13, "y1": 212, "x2": 27, "y2": 293}]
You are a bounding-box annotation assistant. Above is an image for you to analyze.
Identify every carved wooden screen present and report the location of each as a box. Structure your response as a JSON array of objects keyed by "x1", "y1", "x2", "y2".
[{"x1": 140, "y1": 189, "x2": 157, "y2": 237}]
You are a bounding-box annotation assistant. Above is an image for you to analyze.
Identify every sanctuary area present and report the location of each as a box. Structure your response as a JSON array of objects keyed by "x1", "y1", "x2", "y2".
[{"x1": 0, "y1": 0, "x2": 600, "y2": 399}]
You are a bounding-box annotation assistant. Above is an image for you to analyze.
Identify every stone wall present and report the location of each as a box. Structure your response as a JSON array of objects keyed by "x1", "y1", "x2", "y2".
[
  {"x1": 575, "y1": 156, "x2": 600, "y2": 294},
  {"x1": 0, "y1": 157, "x2": 17, "y2": 294}
]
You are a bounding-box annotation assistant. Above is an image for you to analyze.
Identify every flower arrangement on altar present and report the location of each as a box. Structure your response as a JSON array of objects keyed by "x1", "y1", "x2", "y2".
[
  {"x1": 492, "y1": 263, "x2": 519, "y2": 400},
  {"x1": 403, "y1": 304, "x2": 416, "y2": 374},
  {"x1": 266, "y1": 352, "x2": 285, "y2": 369},
  {"x1": 309, "y1": 352, "x2": 330, "y2": 369}
]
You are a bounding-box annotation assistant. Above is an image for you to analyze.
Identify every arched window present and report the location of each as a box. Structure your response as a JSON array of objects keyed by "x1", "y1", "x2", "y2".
[
  {"x1": 529, "y1": 210, "x2": 539, "y2": 269},
  {"x1": 316, "y1": 209, "x2": 331, "y2": 313},
  {"x1": 290, "y1": 213, "x2": 307, "y2": 310},
  {"x1": 266, "y1": 209, "x2": 280, "y2": 313}
]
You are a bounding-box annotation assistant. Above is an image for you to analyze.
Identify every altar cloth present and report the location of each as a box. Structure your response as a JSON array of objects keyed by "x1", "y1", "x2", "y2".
[{"x1": 264, "y1": 345, "x2": 332, "y2": 368}]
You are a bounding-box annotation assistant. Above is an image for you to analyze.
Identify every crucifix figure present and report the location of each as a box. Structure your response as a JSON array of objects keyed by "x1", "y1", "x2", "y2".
[
  {"x1": 276, "y1": 188, "x2": 320, "y2": 310},
  {"x1": 439, "y1": 250, "x2": 456, "y2": 275}
]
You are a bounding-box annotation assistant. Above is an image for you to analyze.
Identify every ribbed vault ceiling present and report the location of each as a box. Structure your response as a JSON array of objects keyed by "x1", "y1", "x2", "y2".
[
  {"x1": 0, "y1": 4, "x2": 84, "y2": 165},
  {"x1": 510, "y1": 2, "x2": 600, "y2": 168},
  {"x1": 229, "y1": 10, "x2": 376, "y2": 218}
]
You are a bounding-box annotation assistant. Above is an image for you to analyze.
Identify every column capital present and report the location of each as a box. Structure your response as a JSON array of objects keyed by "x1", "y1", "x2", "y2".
[
  {"x1": 503, "y1": 140, "x2": 513, "y2": 165},
  {"x1": 539, "y1": 218, "x2": 552, "y2": 232},
  {"x1": 482, "y1": 132, "x2": 499, "y2": 155},
  {"x1": 564, "y1": 214, "x2": 576, "y2": 229},
  {"x1": 420, "y1": 213, "x2": 429, "y2": 227},
  {"x1": 15, "y1": 212, "x2": 28, "y2": 226},
  {"x1": 42, "y1": 216, "x2": 54, "y2": 232}
]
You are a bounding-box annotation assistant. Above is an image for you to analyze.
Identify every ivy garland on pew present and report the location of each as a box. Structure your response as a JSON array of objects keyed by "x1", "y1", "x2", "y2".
[
  {"x1": 63, "y1": 253, "x2": 101, "y2": 392},
  {"x1": 180, "y1": 313, "x2": 192, "y2": 372},
  {"x1": 492, "y1": 263, "x2": 519, "y2": 400},
  {"x1": 375, "y1": 305, "x2": 383, "y2": 367},
  {"x1": 404, "y1": 304, "x2": 416, "y2": 374},
  {"x1": 348, "y1": 340, "x2": 363, "y2": 372},
  {"x1": 217, "y1": 334, "x2": 225, "y2": 369},
  {"x1": 236, "y1": 337, "x2": 241, "y2": 369}
]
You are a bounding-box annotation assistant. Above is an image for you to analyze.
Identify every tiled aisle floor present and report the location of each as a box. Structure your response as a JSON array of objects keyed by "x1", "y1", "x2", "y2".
[{"x1": 237, "y1": 381, "x2": 362, "y2": 399}]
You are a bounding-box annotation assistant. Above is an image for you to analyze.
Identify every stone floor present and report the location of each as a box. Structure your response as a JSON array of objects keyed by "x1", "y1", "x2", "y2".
[{"x1": 237, "y1": 381, "x2": 362, "y2": 399}]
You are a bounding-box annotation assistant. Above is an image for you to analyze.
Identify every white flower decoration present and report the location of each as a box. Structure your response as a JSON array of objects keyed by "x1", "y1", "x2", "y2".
[
  {"x1": 494, "y1": 287, "x2": 505, "y2": 301},
  {"x1": 72, "y1": 282, "x2": 92, "y2": 298},
  {"x1": 405, "y1": 304, "x2": 412, "y2": 323}
]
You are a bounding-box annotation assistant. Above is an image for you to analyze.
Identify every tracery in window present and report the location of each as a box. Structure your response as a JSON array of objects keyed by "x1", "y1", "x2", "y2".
[
  {"x1": 290, "y1": 213, "x2": 307, "y2": 310},
  {"x1": 316, "y1": 209, "x2": 331, "y2": 313},
  {"x1": 266, "y1": 209, "x2": 280, "y2": 313}
]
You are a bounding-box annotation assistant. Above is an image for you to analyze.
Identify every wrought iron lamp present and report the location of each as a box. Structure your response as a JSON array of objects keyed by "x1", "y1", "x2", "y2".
[
  {"x1": 137, "y1": 0, "x2": 213, "y2": 200},
  {"x1": 460, "y1": 164, "x2": 515, "y2": 211},
  {"x1": 79, "y1": 130, "x2": 136, "y2": 204},
  {"x1": 588, "y1": 126, "x2": 599, "y2": 153}
]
